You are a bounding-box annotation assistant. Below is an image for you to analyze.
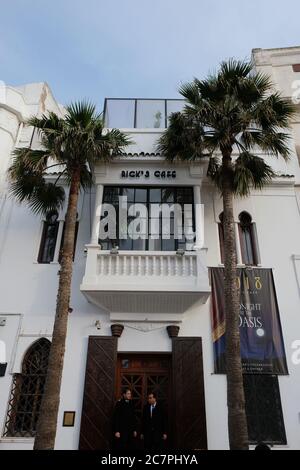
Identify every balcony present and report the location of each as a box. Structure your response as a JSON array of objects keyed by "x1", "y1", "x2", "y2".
[{"x1": 80, "y1": 247, "x2": 210, "y2": 315}]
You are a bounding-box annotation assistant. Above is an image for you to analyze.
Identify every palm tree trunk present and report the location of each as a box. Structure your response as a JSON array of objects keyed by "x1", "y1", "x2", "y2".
[
  {"x1": 222, "y1": 154, "x2": 249, "y2": 450},
  {"x1": 34, "y1": 168, "x2": 81, "y2": 450}
]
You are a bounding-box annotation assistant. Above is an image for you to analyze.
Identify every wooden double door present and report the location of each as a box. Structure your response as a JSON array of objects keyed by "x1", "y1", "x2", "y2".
[
  {"x1": 79, "y1": 337, "x2": 207, "y2": 450},
  {"x1": 116, "y1": 354, "x2": 172, "y2": 447}
]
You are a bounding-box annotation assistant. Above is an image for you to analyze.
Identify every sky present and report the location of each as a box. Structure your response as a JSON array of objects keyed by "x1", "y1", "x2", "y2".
[{"x1": 1, "y1": 0, "x2": 300, "y2": 110}]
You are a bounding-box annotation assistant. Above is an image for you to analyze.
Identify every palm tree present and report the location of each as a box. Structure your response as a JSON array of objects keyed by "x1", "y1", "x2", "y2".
[
  {"x1": 8, "y1": 102, "x2": 130, "y2": 450},
  {"x1": 158, "y1": 60, "x2": 296, "y2": 450}
]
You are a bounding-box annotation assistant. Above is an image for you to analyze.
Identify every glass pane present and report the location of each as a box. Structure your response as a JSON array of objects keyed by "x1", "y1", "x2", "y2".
[
  {"x1": 136, "y1": 100, "x2": 165, "y2": 128},
  {"x1": 105, "y1": 99, "x2": 135, "y2": 128},
  {"x1": 128, "y1": 219, "x2": 148, "y2": 238},
  {"x1": 120, "y1": 187, "x2": 134, "y2": 202},
  {"x1": 103, "y1": 187, "x2": 119, "y2": 203},
  {"x1": 132, "y1": 238, "x2": 147, "y2": 250},
  {"x1": 149, "y1": 188, "x2": 161, "y2": 202},
  {"x1": 162, "y1": 239, "x2": 175, "y2": 251},
  {"x1": 162, "y1": 217, "x2": 174, "y2": 236},
  {"x1": 135, "y1": 188, "x2": 147, "y2": 203},
  {"x1": 167, "y1": 100, "x2": 185, "y2": 124},
  {"x1": 176, "y1": 188, "x2": 193, "y2": 204},
  {"x1": 162, "y1": 188, "x2": 175, "y2": 203},
  {"x1": 119, "y1": 239, "x2": 132, "y2": 250},
  {"x1": 149, "y1": 218, "x2": 160, "y2": 236},
  {"x1": 148, "y1": 238, "x2": 161, "y2": 251}
]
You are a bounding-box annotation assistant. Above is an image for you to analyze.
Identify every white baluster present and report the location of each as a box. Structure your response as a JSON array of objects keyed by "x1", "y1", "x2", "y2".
[
  {"x1": 182, "y1": 256, "x2": 186, "y2": 277},
  {"x1": 160, "y1": 256, "x2": 164, "y2": 276},
  {"x1": 167, "y1": 256, "x2": 171, "y2": 276},
  {"x1": 131, "y1": 256, "x2": 134, "y2": 276},
  {"x1": 189, "y1": 256, "x2": 193, "y2": 276},
  {"x1": 108, "y1": 255, "x2": 112, "y2": 275},
  {"x1": 175, "y1": 256, "x2": 179, "y2": 277},
  {"x1": 153, "y1": 256, "x2": 156, "y2": 276},
  {"x1": 116, "y1": 255, "x2": 120, "y2": 275},
  {"x1": 123, "y1": 255, "x2": 127, "y2": 276}
]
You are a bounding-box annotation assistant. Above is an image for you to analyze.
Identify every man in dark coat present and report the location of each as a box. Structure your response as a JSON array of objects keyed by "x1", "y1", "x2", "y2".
[
  {"x1": 141, "y1": 392, "x2": 167, "y2": 450},
  {"x1": 113, "y1": 388, "x2": 137, "y2": 450}
]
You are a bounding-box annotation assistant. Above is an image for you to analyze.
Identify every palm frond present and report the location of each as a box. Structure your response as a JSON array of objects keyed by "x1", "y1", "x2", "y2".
[
  {"x1": 9, "y1": 100, "x2": 131, "y2": 217},
  {"x1": 158, "y1": 58, "x2": 296, "y2": 195},
  {"x1": 27, "y1": 182, "x2": 65, "y2": 215},
  {"x1": 233, "y1": 152, "x2": 275, "y2": 196},
  {"x1": 157, "y1": 112, "x2": 207, "y2": 161},
  {"x1": 65, "y1": 101, "x2": 97, "y2": 128},
  {"x1": 10, "y1": 171, "x2": 44, "y2": 202}
]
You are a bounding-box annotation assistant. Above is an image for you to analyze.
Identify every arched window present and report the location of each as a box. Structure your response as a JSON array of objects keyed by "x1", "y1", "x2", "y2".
[
  {"x1": 4, "y1": 338, "x2": 51, "y2": 437},
  {"x1": 38, "y1": 211, "x2": 59, "y2": 263},
  {"x1": 218, "y1": 212, "x2": 225, "y2": 264},
  {"x1": 238, "y1": 212, "x2": 259, "y2": 266}
]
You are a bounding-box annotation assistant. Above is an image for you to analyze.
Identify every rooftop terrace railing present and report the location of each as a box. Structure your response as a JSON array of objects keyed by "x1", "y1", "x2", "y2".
[{"x1": 103, "y1": 98, "x2": 185, "y2": 129}]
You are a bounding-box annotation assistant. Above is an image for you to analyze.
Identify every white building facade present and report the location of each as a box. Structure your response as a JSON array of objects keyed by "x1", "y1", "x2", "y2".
[{"x1": 1, "y1": 47, "x2": 300, "y2": 450}]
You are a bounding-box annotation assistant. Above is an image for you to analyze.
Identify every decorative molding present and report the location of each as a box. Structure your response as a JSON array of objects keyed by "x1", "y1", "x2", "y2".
[{"x1": 189, "y1": 165, "x2": 205, "y2": 178}]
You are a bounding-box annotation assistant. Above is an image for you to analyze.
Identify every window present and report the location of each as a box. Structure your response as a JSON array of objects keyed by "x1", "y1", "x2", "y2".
[
  {"x1": 244, "y1": 375, "x2": 287, "y2": 445},
  {"x1": 3, "y1": 338, "x2": 51, "y2": 437},
  {"x1": 292, "y1": 64, "x2": 300, "y2": 72},
  {"x1": 99, "y1": 186, "x2": 195, "y2": 251},
  {"x1": 218, "y1": 212, "x2": 225, "y2": 264},
  {"x1": 38, "y1": 211, "x2": 59, "y2": 263},
  {"x1": 238, "y1": 212, "x2": 259, "y2": 266}
]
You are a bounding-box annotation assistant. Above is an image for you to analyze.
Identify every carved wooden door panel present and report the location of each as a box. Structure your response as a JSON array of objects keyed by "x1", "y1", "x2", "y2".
[{"x1": 79, "y1": 336, "x2": 117, "y2": 450}]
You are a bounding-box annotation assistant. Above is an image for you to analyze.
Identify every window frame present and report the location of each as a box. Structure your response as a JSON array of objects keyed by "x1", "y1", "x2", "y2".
[
  {"x1": 3, "y1": 338, "x2": 51, "y2": 438},
  {"x1": 37, "y1": 211, "x2": 60, "y2": 264},
  {"x1": 99, "y1": 185, "x2": 195, "y2": 252},
  {"x1": 238, "y1": 212, "x2": 259, "y2": 266}
]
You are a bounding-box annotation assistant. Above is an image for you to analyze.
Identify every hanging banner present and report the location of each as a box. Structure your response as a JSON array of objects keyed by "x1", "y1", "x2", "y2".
[{"x1": 210, "y1": 267, "x2": 288, "y2": 375}]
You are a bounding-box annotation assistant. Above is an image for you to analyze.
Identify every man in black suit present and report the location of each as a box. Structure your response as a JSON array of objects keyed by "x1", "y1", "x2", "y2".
[
  {"x1": 113, "y1": 388, "x2": 137, "y2": 450},
  {"x1": 141, "y1": 391, "x2": 167, "y2": 450}
]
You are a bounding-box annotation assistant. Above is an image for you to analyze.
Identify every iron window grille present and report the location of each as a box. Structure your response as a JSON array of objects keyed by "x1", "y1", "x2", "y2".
[{"x1": 3, "y1": 338, "x2": 51, "y2": 438}]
